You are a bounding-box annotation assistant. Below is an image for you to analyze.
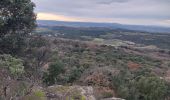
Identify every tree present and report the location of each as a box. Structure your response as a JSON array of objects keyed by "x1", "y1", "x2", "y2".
[{"x1": 0, "y1": 0, "x2": 36, "y2": 54}]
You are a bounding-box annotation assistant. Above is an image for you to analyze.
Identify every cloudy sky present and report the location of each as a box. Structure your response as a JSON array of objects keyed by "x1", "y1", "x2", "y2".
[{"x1": 32, "y1": 0, "x2": 170, "y2": 27}]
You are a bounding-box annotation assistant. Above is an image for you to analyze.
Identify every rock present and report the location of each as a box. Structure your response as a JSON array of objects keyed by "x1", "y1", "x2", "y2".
[
  {"x1": 46, "y1": 85, "x2": 96, "y2": 100},
  {"x1": 102, "y1": 97, "x2": 125, "y2": 100}
]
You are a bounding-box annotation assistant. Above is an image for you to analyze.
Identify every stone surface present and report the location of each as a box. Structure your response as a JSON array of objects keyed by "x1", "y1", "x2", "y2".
[
  {"x1": 102, "y1": 97, "x2": 125, "y2": 100},
  {"x1": 46, "y1": 85, "x2": 96, "y2": 100}
]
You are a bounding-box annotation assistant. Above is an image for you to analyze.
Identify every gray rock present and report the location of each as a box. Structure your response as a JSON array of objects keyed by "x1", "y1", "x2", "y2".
[{"x1": 102, "y1": 97, "x2": 125, "y2": 100}]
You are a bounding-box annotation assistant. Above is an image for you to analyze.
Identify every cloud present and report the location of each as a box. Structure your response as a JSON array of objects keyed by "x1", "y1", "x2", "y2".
[
  {"x1": 32, "y1": 0, "x2": 170, "y2": 26},
  {"x1": 37, "y1": 13, "x2": 82, "y2": 21},
  {"x1": 96, "y1": 0, "x2": 129, "y2": 5}
]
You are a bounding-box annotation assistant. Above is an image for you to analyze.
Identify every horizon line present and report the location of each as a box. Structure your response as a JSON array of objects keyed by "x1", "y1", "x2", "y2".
[{"x1": 37, "y1": 19, "x2": 170, "y2": 28}]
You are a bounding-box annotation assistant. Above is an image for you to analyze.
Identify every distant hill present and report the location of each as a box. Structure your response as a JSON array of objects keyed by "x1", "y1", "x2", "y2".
[{"x1": 37, "y1": 20, "x2": 170, "y2": 33}]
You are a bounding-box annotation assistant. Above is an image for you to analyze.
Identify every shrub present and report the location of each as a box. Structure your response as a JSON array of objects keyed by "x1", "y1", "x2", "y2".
[
  {"x1": 24, "y1": 90, "x2": 46, "y2": 100},
  {"x1": 34, "y1": 90, "x2": 46, "y2": 97},
  {"x1": 101, "y1": 92, "x2": 113, "y2": 98},
  {"x1": 168, "y1": 62, "x2": 170, "y2": 67},
  {"x1": 112, "y1": 67, "x2": 168, "y2": 100},
  {"x1": 136, "y1": 76, "x2": 167, "y2": 100},
  {"x1": 67, "y1": 66, "x2": 84, "y2": 83},
  {"x1": 0, "y1": 54, "x2": 24, "y2": 77},
  {"x1": 43, "y1": 61, "x2": 64, "y2": 86}
]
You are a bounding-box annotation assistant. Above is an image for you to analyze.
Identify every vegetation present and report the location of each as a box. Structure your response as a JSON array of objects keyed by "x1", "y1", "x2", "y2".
[
  {"x1": 24, "y1": 89, "x2": 46, "y2": 100},
  {"x1": 0, "y1": 0, "x2": 36, "y2": 54},
  {"x1": 36, "y1": 26, "x2": 170, "y2": 49},
  {"x1": 0, "y1": 0, "x2": 170, "y2": 99},
  {"x1": 136, "y1": 76, "x2": 167, "y2": 100},
  {"x1": 0, "y1": 54, "x2": 24, "y2": 77},
  {"x1": 112, "y1": 68, "x2": 168, "y2": 100},
  {"x1": 43, "y1": 61, "x2": 65, "y2": 86}
]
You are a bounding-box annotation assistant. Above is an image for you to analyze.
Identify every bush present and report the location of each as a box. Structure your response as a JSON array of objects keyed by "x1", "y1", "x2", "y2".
[
  {"x1": 112, "y1": 67, "x2": 168, "y2": 100},
  {"x1": 101, "y1": 92, "x2": 113, "y2": 98},
  {"x1": 168, "y1": 62, "x2": 170, "y2": 67},
  {"x1": 0, "y1": 54, "x2": 24, "y2": 77},
  {"x1": 165, "y1": 82, "x2": 170, "y2": 99},
  {"x1": 136, "y1": 76, "x2": 167, "y2": 100},
  {"x1": 67, "y1": 66, "x2": 84, "y2": 83},
  {"x1": 34, "y1": 90, "x2": 46, "y2": 97},
  {"x1": 24, "y1": 90, "x2": 46, "y2": 100},
  {"x1": 43, "y1": 61, "x2": 64, "y2": 86}
]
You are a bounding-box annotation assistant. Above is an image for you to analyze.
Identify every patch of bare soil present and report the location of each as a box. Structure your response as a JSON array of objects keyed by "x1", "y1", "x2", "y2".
[{"x1": 127, "y1": 61, "x2": 141, "y2": 71}]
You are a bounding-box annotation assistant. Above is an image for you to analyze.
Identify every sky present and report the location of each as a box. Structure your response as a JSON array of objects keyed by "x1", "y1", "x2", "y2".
[{"x1": 32, "y1": 0, "x2": 170, "y2": 27}]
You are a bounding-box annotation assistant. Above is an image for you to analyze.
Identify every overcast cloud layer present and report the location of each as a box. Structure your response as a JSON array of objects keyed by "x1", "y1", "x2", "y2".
[{"x1": 32, "y1": 0, "x2": 170, "y2": 27}]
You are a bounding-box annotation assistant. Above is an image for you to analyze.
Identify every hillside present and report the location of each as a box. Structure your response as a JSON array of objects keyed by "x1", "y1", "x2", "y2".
[
  {"x1": 38, "y1": 20, "x2": 170, "y2": 33},
  {"x1": 36, "y1": 26, "x2": 170, "y2": 49},
  {"x1": 1, "y1": 35, "x2": 170, "y2": 99},
  {"x1": 1, "y1": 0, "x2": 170, "y2": 100}
]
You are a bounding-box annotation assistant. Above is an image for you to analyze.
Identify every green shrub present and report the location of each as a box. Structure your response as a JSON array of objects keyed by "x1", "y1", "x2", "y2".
[
  {"x1": 168, "y1": 62, "x2": 170, "y2": 67},
  {"x1": 67, "y1": 66, "x2": 84, "y2": 83},
  {"x1": 34, "y1": 90, "x2": 46, "y2": 97},
  {"x1": 102, "y1": 92, "x2": 113, "y2": 98},
  {"x1": 24, "y1": 90, "x2": 46, "y2": 100},
  {"x1": 136, "y1": 76, "x2": 167, "y2": 100},
  {"x1": 43, "y1": 61, "x2": 64, "y2": 86},
  {"x1": 112, "y1": 67, "x2": 168, "y2": 100},
  {"x1": 0, "y1": 54, "x2": 24, "y2": 76},
  {"x1": 165, "y1": 82, "x2": 170, "y2": 99}
]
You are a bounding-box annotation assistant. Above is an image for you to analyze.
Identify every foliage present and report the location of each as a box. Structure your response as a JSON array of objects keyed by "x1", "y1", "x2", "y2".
[
  {"x1": 112, "y1": 68, "x2": 168, "y2": 100},
  {"x1": 0, "y1": 0, "x2": 36, "y2": 54},
  {"x1": 101, "y1": 92, "x2": 114, "y2": 98},
  {"x1": 34, "y1": 90, "x2": 46, "y2": 97},
  {"x1": 168, "y1": 62, "x2": 170, "y2": 67},
  {"x1": 43, "y1": 61, "x2": 65, "y2": 86},
  {"x1": 24, "y1": 35, "x2": 52, "y2": 80},
  {"x1": 0, "y1": 54, "x2": 24, "y2": 76},
  {"x1": 67, "y1": 66, "x2": 84, "y2": 83},
  {"x1": 29, "y1": 35, "x2": 49, "y2": 48},
  {"x1": 24, "y1": 90, "x2": 46, "y2": 100},
  {"x1": 165, "y1": 82, "x2": 170, "y2": 99},
  {"x1": 0, "y1": 0, "x2": 36, "y2": 36},
  {"x1": 136, "y1": 76, "x2": 167, "y2": 100}
]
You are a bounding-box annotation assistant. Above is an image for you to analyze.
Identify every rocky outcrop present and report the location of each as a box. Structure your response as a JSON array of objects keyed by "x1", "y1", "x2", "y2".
[
  {"x1": 46, "y1": 85, "x2": 96, "y2": 100},
  {"x1": 102, "y1": 97, "x2": 125, "y2": 100},
  {"x1": 23, "y1": 85, "x2": 124, "y2": 100}
]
